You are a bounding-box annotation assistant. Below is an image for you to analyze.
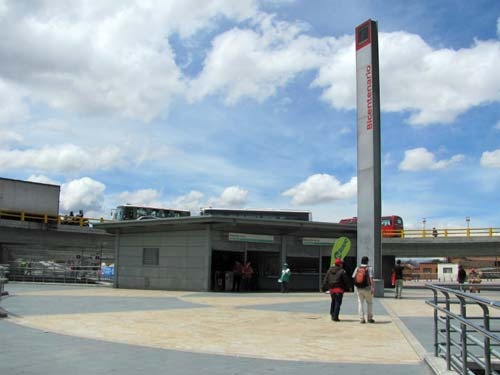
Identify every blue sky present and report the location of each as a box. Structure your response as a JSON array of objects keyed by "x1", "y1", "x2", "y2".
[{"x1": 0, "y1": 0, "x2": 499, "y2": 229}]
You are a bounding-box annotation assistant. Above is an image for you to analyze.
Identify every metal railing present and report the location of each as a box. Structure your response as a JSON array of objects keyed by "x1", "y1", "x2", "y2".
[
  {"x1": 6, "y1": 264, "x2": 113, "y2": 284},
  {"x1": 426, "y1": 283, "x2": 500, "y2": 374},
  {"x1": 384, "y1": 227, "x2": 500, "y2": 238},
  {"x1": 0, "y1": 208, "x2": 110, "y2": 227}
]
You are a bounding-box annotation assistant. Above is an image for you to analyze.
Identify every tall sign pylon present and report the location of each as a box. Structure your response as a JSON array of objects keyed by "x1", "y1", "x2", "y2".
[{"x1": 355, "y1": 19, "x2": 383, "y2": 296}]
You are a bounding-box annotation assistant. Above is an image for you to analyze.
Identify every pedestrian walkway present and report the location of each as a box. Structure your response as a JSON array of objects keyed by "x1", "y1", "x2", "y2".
[{"x1": 0, "y1": 283, "x2": 470, "y2": 375}]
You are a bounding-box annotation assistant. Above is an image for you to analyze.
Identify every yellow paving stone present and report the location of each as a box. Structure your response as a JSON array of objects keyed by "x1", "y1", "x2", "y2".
[
  {"x1": 179, "y1": 294, "x2": 327, "y2": 307},
  {"x1": 13, "y1": 288, "x2": 196, "y2": 298},
  {"x1": 10, "y1": 303, "x2": 421, "y2": 364}
]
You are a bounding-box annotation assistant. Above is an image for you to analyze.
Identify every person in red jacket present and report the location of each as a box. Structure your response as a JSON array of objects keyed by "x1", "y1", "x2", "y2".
[{"x1": 323, "y1": 258, "x2": 350, "y2": 322}]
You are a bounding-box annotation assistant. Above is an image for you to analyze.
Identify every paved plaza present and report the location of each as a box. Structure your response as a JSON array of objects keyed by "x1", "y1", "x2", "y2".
[{"x1": 0, "y1": 283, "x2": 479, "y2": 374}]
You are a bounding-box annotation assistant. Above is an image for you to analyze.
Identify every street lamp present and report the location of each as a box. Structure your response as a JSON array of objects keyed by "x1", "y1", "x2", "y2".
[
  {"x1": 466, "y1": 216, "x2": 471, "y2": 237},
  {"x1": 422, "y1": 218, "x2": 427, "y2": 237}
]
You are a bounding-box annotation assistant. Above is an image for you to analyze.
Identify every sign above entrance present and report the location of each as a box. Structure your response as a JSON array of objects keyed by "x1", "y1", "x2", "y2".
[
  {"x1": 228, "y1": 232, "x2": 274, "y2": 243},
  {"x1": 302, "y1": 237, "x2": 337, "y2": 246}
]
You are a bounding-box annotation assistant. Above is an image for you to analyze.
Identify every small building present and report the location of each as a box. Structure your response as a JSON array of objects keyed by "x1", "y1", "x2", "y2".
[
  {"x1": 96, "y1": 215, "x2": 359, "y2": 292},
  {"x1": 437, "y1": 263, "x2": 458, "y2": 282},
  {"x1": 415, "y1": 262, "x2": 439, "y2": 281}
]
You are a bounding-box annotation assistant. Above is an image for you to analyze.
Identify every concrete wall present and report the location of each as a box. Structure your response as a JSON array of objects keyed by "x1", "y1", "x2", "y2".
[{"x1": 116, "y1": 229, "x2": 209, "y2": 291}]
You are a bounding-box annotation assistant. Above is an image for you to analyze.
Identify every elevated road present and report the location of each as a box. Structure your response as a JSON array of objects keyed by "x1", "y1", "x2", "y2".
[{"x1": 382, "y1": 236, "x2": 500, "y2": 257}]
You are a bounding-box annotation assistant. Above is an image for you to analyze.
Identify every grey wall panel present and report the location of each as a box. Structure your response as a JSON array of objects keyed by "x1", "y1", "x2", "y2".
[
  {"x1": 117, "y1": 266, "x2": 143, "y2": 278},
  {"x1": 161, "y1": 246, "x2": 187, "y2": 256},
  {"x1": 162, "y1": 256, "x2": 186, "y2": 268},
  {"x1": 121, "y1": 235, "x2": 144, "y2": 247},
  {"x1": 116, "y1": 228, "x2": 210, "y2": 291},
  {"x1": 119, "y1": 246, "x2": 142, "y2": 258},
  {"x1": 119, "y1": 256, "x2": 142, "y2": 267},
  {"x1": 186, "y1": 255, "x2": 205, "y2": 268},
  {"x1": 142, "y1": 267, "x2": 163, "y2": 278}
]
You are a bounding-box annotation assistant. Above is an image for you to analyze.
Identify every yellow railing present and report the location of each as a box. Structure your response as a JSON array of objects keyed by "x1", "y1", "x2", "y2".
[
  {"x1": 383, "y1": 227, "x2": 500, "y2": 238},
  {"x1": 0, "y1": 209, "x2": 110, "y2": 227}
]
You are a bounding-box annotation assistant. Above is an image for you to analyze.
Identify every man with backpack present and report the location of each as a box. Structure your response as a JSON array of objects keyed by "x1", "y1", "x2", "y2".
[
  {"x1": 352, "y1": 256, "x2": 375, "y2": 323},
  {"x1": 322, "y1": 258, "x2": 350, "y2": 321}
]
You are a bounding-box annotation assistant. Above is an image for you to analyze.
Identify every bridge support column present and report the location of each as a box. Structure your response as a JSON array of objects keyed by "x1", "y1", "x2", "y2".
[{"x1": 382, "y1": 255, "x2": 395, "y2": 288}]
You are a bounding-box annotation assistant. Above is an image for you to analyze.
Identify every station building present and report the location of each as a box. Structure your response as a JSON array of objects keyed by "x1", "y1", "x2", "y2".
[{"x1": 96, "y1": 209, "x2": 358, "y2": 292}]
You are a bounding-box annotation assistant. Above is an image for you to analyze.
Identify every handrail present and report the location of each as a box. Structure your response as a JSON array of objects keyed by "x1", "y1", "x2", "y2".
[
  {"x1": 0, "y1": 208, "x2": 112, "y2": 227},
  {"x1": 5, "y1": 264, "x2": 113, "y2": 284},
  {"x1": 426, "y1": 283, "x2": 500, "y2": 374},
  {"x1": 384, "y1": 227, "x2": 500, "y2": 238}
]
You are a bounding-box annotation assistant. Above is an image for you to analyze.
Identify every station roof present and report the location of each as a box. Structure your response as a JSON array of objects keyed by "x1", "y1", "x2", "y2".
[{"x1": 95, "y1": 215, "x2": 356, "y2": 237}]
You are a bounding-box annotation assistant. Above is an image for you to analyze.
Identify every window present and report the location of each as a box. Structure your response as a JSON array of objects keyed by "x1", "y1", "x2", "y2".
[
  {"x1": 381, "y1": 218, "x2": 391, "y2": 226},
  {"x1": 443, "y1": 267, "x2": 453, "y2": 274},
  {"x1": 143, "y1": 248, "x2": 159, "y2": 266}
]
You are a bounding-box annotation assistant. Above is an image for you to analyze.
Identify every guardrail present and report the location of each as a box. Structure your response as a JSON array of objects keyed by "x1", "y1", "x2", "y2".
[
  {"x1": 426, "y1": 283, "x2": 500, "y2": 374},
  {"x1": 6, "y1": 264, "x2": 113, "y2": 284},
  {"x1": 384, "y1": 227, "x2": 500, "y2": 238},
  {"x1": 0, "y1": 208, "x2": 111, "y2": 227}
]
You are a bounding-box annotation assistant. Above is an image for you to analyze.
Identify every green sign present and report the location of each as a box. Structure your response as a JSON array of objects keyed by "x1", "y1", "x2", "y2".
[
  {"x1": 228, "y1": 232, "x2": 274, "y2": 243},
  {"x1": 330, "y1": 237, "x2": 351, "y2": 266},
  {"x1": 302, "y1": 237, "x2": 336, "y2": 246}
]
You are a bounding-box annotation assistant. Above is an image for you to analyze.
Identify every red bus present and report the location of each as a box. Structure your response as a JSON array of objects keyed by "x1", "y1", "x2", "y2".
[{"x1": 339, "y1": 216, "x2": 404, "y2": 237}]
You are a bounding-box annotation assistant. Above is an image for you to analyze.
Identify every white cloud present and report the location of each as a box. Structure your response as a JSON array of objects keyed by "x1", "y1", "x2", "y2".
[
  {"x1": 60, "y1": 177, "x2": 106, "y2": 213},
  {"x1": 399, "y1": 147, "x2": 465, "y2": 171},
  {"x1": 0, "y1": 78, "x2": 30, "y2": 125},
  {"x1": 480, "y1": 150, "x2": 500, "y2": 168},
  {"x1": 3, "y1": 2, "x2": 498, "y2": 126},
  {"x1": 282, "y1": 174, "x2": 357, "y2": 205},
  {"x1": 0, "y1": 144, "x2": 125, "y2": 173},
  {"x1": 171, "y1": 190, "x2": 205, "y2": 212},
  {"x1": 110, "y1": 185, "x2": 249, "y2": 214},
  {"x1": 313, "y1": 31, "x2": 500, "y2": 126},
  {"x1": 495, "y1": 120, "x2": 500, "y2": 130},
  {"x1": 0, "y1": 130, "x2": 24, "y2": 146},
  {"x1": 0, "y1": 1, "x2": 258, "y2": 121},
  {"x1": 189, "y1": 14, "x2": 338, "y2": 103},
  {"x1": 26, "y1": 174, "x2": 60, "y2": 185},
  {"x1": 208, "y1": 185, "x2": 249, "y2": 207},
  {"x1": 116, "y1": 189, "x2": 164, "y2": 207}
]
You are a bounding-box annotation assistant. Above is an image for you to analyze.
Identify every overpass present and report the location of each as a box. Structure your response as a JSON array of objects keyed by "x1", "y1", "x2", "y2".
[
  {"x1": 382, "y1": 236, "x2": 500, "y2": 257},
  {"x1": 381, "y1": 227, "x2": 500, "y2": 257}
]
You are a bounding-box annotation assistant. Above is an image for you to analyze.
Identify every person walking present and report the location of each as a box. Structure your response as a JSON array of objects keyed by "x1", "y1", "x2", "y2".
[
  {"x1": 352, "y1": 256, "x2": 375, "y2": 324},
  {"x1": 242, "y1": 262, "x2": 254, "y2": 291},
  {"x1": 457, "y1": 265, "x2": 467, "y2": 291},
  {"x1": 323, "y1": 258, "x2": 350, "y2": 321},
  {"x1": 393, "y1": 260, "x2": 405, "y2": 299},
  {"x1": 278, "y1": 263, "x2": 291, "y2": 293},
  {"x1": 232, "y1": 261, "x2": 243, "y2": 292},
  {"x1": 469, "y1": 269, "x2": 481, "y2": 293}
]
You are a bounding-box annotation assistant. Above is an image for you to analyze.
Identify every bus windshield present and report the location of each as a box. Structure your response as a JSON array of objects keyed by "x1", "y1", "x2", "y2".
[{"x1": 112, "y1": 205, "x2": 191, "y2": 221}]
